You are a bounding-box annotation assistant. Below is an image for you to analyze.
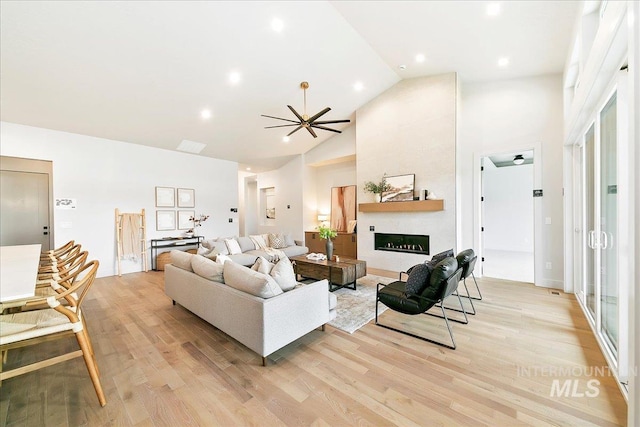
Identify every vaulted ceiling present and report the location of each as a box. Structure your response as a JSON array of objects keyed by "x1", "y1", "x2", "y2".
[{"x1": 0, "y1": 1, "x2": 580, "y2": 172}]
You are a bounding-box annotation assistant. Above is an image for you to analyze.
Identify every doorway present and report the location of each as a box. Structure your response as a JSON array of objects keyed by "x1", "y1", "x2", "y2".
[
  {"x1": 0, "y1": 156, "x2": 54, "y2": 250},
  {"x1": 481, "y1": 151, "x2": 534, "y2": 283}
]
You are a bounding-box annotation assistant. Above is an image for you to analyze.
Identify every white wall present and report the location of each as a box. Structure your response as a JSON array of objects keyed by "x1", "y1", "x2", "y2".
[
  {"x1": 458, "y1": 74, "x2": 564, "y2": 288},
  {"x1": 250, "y1": 156, "x2": 306, "y2": 242},
  {"x1": 314, "y1": 160, "x2": 357, "y2": 217},
  {"x1": 0, "y1": 122, "x2": 239, "y2": 277},
  {"x1": 356, "y1": 73, "x2": 457, "y2": 272},
  {"x1": 483, "y1": 162, "x2": 534, "y2": 252}
]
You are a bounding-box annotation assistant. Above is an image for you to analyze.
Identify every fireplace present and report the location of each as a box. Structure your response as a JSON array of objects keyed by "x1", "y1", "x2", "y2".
[{"x1": 374, "y1": 233, "x2": 429, "y2": 255}]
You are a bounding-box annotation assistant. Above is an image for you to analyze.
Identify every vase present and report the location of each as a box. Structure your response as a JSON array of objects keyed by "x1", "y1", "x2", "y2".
[
  {"x1": 325, "y1": 239, "x2": 334, "y2": 261},
  {"x1": 374, "y1": 193, "x2": 381, "y2": 203}
]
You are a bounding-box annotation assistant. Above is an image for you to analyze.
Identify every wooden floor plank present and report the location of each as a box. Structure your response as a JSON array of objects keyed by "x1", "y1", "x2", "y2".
[{"x1": 0, "y1": 271, "x2": 627, "y2": 426}]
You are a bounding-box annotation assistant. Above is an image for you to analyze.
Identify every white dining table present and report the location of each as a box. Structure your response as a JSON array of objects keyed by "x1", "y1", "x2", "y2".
[{"x1": 0, "y1": 244, "x2": 42, "y2": 303}]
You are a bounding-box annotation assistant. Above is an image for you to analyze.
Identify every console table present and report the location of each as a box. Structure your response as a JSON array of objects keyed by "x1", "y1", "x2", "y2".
[{"x1": 150, "y1": 236, "x2": 203, "y2": 271}]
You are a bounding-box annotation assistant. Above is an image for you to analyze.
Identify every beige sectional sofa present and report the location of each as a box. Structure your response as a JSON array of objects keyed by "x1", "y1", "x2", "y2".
[
  {"x1": 164, "y1": 251, "x2": 337, "y2": 365},
  {"x1": 199, "y1": 234, "x2": 308, "y2": 266}
]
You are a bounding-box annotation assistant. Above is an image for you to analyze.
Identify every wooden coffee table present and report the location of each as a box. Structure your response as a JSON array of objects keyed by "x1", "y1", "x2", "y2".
[{"x1": 290, "y1": 255, "x2": 367, "y2": 292}]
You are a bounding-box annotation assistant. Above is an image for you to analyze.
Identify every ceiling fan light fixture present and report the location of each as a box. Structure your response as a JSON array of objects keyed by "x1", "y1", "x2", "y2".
[
  {"x1": 282, "y1": 136, "x2": 290, "y2": 142},
  {"x1": 513, "y1": 154, "x2": 525, "y2": 165}
]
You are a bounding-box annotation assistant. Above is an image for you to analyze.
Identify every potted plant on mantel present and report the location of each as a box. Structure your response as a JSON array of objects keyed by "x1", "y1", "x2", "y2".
[
  {"x1": 364, "y1": 175, "x2": 392, "y2": 203},
  {"x1": 317, "y1": 225, "x2": 338, "y2": 261}
]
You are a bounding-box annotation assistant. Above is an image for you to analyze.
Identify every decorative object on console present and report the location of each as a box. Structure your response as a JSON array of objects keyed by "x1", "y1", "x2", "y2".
[
  {"x1": 382, "y1": 174, "x2": 415, "y2": 202},
  {"x1": 364, "y1": 174, "x2": 392, "y2": 203},
  {"x1": 331, "y1": 185, "x2": 356, "y2": 232},
  {"x1": 188, "y1": 213, "x2": 209, "y2": 236},
  {"x1": 317, "y1": 225, "x2": 338, "y2": 261},
  {"x1": 261, "y1": 81, "x2": 351, "y2": 139},
  {"x1": 317, "y1": 214, "x2": 329, "y2": 227}
]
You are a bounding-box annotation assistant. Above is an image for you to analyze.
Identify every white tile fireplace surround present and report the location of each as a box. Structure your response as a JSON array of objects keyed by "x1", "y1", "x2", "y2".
[{"x1": 355, "y1": 73, "x2": 457, "y2": 273}]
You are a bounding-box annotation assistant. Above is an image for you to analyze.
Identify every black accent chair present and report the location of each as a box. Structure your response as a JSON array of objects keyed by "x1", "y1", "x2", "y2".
[
  {"x1": 375, "y1": 257, "x2": 466, "y2": 349},
  {"x1": 456, "y1": 249, "x2": 482, "y2": 301}
]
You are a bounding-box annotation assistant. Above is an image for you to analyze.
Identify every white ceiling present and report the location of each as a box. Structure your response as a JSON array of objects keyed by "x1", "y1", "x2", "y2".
[{"x1": 0, "y1": 1, "x2": 580, "y2": 172}]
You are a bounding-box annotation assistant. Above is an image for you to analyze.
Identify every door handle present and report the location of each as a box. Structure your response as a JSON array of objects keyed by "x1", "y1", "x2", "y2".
[{"x1": 601, "y1": 231, "x2": 609, "y2": 250}]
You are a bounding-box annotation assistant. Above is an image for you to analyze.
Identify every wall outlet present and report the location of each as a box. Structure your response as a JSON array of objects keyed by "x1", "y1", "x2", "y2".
[
  {"x1": 370, "y1": 226, "x2": 375, "y2": 231},
  {"x1": 546, "y1": 262, "x2": 552, "y2": 270}
]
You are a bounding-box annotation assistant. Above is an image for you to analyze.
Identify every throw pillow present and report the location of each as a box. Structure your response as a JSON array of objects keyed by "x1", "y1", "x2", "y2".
[
  {"x1": 269, "y1": 233, "x2": 287, "y2": 249},
  {"x1": 191, "y1": 255, "x2": 224, "y2": 282},
  {"x1": 237, "y1": 236, "x2": 256, "y2": 252},
  {"x1": 215, "y1": 254, "x2": 231, "y2": 265},
  {"x1": 223, "y1": 261, "x2": 283, "y2": 299},
  {"x1": 170, "y1": 250, "x2": 194, "y2": 272},
  {"x1": 224, "y1": 238, "x2": 243, "y2": 255},
  {"x1": 249, "y1": 234, "x2": 268, "y2": 249},
  {"x1": 251, "y1": 256, "x2": 274, "y2": 274},
  {"x1": 283, "y1": 233, "x2": 295, "y2": 247},
  {"x1": 270, "y1": 257, "x2": 296, "y2": 291},
  {"x1": 404, "y1": 263, "x2": 431, "y2": 296}
]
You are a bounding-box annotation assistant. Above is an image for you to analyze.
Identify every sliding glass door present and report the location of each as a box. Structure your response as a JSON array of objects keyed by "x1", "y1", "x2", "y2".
[{"x1": 599, "y1": 94, "x2": 618, "y2": 355}]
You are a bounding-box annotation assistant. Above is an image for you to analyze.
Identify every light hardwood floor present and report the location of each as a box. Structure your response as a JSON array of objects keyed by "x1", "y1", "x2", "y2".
[{"x1": 0, "y1": 271, "x2": 627, "y2": 426}]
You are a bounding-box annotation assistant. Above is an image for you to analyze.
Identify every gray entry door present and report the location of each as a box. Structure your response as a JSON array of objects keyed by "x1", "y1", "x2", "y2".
[{"x1": 0, "y1": 170, "x2": 50, "y2": 250}]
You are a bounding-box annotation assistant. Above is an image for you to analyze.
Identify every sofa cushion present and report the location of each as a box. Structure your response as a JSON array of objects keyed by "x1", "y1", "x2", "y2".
[
  {"x1": 191, "y1": 255, "x2": 224, "y2": 282},
  {"x1": 281, "y1": 245, "x2": 308, "y2": 258},
  {"x1": 223, "y1": 261, "x2": 283, "y2": 298},
  {"x1": 170, "y1": 250, "x2": 194, "y2": 272},
  {"x1": 197, "y1": 245, "x2": 219, "y2": 260},
  {"x1": 284, "y1": 233, "x2": 296, "y2": 247},
  {"x1": 269, "y1": 257, "x2": 296, "y2": 291},
  {"x1": 237, "y1": 236, "x2": 256, "y2": 252},
  {"x1": 225, "y1": 238, "x2": 243, "y2": 255},
  {"x1": 202, "y1": 239, "x2": 229, "y2": 255},
  {"x1": 269, "y1": 233, "x2": 287, "y2": 249},
  {"x1": 249, "y1": 234, "x2": 268, "y2": 249},
  {"x1": 228, "y1": 253, "x2": 260, "y2": 266},
  {"x1": 251, "y1": 256, "x2": 274, "y2": 274}
]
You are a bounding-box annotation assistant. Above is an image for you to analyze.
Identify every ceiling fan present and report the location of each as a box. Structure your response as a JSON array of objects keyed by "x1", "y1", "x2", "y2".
[{"x1": 261, "y1": 81, "x2": 351, "y2": 138}]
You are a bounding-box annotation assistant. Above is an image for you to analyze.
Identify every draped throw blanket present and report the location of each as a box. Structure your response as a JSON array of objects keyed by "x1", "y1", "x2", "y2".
[
  {"x1": 120, "y1": 213, "x2": 142, "y2": 260},
  {"x1": 260, "y1": 247, "x2": 286, "y2": 263}
]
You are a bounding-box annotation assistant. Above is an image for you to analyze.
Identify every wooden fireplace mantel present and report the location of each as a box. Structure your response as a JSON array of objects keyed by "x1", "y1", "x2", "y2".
[{"x1": 358, "y1": 199, "x2": 444, "y2": 213}]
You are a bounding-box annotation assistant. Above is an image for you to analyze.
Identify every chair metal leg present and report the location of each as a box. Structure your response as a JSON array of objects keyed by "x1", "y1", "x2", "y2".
[
  {"x1": 445, "y1": 282, "x2": 476, "y2": 315},
  {"x1": 375, "y1": 300, "x2": 457, "y2": 350},
  {"x1": 431, "y1": 291, "x2": 469, "y2": 324},
  {"x1": 465, "y1": 273, "x2": 483, "y2": 300}
]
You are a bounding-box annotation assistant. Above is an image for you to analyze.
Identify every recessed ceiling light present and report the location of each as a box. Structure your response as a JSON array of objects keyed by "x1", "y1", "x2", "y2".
[
  {"x1": 200, "y1": 109, "x2": 211, "y2": 120},
  {"x1": 415, "y1": 54, "x2": 426, "y2": 63},
  {"x1": 399, "y1": 64, "x2": 407, "y2": 70},
  {"x1": 486, "y1": 3, "x2": 501, "y2": 16},
  {"x1": 353, "y1": 81, "x2": 364, "y2": 91},
  {"x1": 229, "y1": 71, "x2": 241, "y2": 85},
  {"x1": 282, "y1": 136, "x2": 290, "y2": 143},
  {"x1": 271, "y1": 18, "x2": 284, "y2": 32},
  {"x1": 497, "y1": 57, "x2": 509, "y2": 67},
  {"x1": 177, "y1": 139, "x2": 206, "y2": 154},
  {"x1": 246, "y1": 167, "x2": 251, "y2": 171}
]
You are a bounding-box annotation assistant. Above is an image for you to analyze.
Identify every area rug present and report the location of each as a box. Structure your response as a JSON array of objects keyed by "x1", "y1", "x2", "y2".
[{"x1": 328, "y1": 274, "x2": 395, "y2": 334}]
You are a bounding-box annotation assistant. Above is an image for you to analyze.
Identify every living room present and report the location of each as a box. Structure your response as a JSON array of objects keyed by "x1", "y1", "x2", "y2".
[{"x1": 1, "y1": 1, "x2": 638, "y2": 425}]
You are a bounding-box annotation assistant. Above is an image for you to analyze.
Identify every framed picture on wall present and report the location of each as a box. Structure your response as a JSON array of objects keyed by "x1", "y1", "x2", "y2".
[
  {"x1": 382, "y1": 174, "x2": 415, "y2": 202},
  {"x1": 156, "y1": 210, "x2": 176, "y2": 231},
  {"x1": 155, "y1": 187, "x2": 175, "y2": 207},
  {"x1": 177, "y1": 188, "x2": 195, "y2": 208},
  {"x1": 178, "y1": 210, "x2": 195, "y2": 230}
]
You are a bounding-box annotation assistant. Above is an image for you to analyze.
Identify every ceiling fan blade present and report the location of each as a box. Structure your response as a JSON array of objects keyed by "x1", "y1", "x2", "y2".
[
  {"x1": 287, "y1": 105, "x2": 304, "y2": 122},
  {"x1": 264, "y1": 124, "x2": 301, "y2": 129},
  {"x1": 261, "y1": 114, "x2": 300, "y2": 124},
  {"x1": 307, "y1": 107, "x2": 331, "y2": 124},
  {"x1": 311, "y1": 124, "x2": 343, "y2": 134},
  {"x1": 306, "y1": 126, "x2": 317, "y2": 138},
  {"x1": 287, "y1": 125, "x2": 303, "y2": 136},
  {"x1": 313, "y1": 119, "x2": 351, "y2": 125}
]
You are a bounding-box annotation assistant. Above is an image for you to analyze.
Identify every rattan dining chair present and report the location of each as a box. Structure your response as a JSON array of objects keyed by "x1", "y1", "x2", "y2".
[
  {"x1": 39, "y1": 242, "x2": 81, "y2": 268},
  {"x1": 0, "y1": 260, "x2": 106, "y2": 407}
]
